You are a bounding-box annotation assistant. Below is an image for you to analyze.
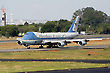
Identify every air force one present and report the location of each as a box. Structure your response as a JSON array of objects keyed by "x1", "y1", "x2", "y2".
[{"x1": 17, "y1": 16, "x2": 103, "y2": 49}]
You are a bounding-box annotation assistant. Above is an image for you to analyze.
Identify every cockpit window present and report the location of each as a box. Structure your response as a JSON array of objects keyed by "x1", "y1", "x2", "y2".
[{"x1": 25, "y1": 33, "x2": 29, "y2": 35}]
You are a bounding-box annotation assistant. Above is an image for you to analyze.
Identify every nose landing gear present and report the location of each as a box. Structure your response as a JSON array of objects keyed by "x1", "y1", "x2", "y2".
[{"x1": 27, "y1": 46, "x2": 30, "y2": 49}]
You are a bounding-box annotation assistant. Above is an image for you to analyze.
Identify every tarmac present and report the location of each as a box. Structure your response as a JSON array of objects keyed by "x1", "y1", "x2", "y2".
[
  {"x1": 0, "y1": 45, "x2": 109, "y2": 52},
  {"x1": 20, "y1": 67, "x2": 110, "y2": 73},
  {"x1": 0, "y1": 59, "x2": 110, "y2": 64}
]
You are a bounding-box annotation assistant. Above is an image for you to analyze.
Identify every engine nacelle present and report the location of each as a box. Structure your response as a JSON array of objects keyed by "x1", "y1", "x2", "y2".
[
  {"x1": 58, "y1": 42, "x2": 66, "y2": 47},
  {"x1": 78, "y1": 40, "x2": 87, "y2": 46}
]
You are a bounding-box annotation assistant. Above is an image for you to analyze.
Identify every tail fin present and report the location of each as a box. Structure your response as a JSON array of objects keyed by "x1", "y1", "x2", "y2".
[{"x1": 68, "y1": 16, "x2": 80, "y2": 32}]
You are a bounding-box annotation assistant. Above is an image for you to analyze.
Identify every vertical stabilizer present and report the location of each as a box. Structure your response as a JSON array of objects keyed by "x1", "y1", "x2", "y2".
[{"x1": 68, "y1": 16, "x2": 80, "y2": 32}]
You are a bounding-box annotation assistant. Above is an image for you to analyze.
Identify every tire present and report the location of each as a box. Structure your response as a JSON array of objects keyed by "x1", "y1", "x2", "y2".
[
  {"x1": 47, "y1": 45, "x2": 52, "y2": 48},
  {"x1": 39, "y1": 45, "x2": 43, "y2": 48},
  {"x1": 27, "y1": 47, "x2": 30, "y2": 49}
]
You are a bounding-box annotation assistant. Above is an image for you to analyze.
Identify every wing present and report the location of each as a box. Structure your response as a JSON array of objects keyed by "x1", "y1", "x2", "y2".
[{"x1": 65, "y1": 38, "x2": 110, "y2": 46}]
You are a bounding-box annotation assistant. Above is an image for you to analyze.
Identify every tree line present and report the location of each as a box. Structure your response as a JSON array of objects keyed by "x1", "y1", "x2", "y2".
[{"x1": 0, "y1": 7, "x2": 110, "y2": 37}]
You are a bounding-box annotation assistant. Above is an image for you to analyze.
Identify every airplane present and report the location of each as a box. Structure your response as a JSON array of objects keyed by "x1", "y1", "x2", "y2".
[{"x1": 17, "y1": 16, "x2": 103, "y2": 49}]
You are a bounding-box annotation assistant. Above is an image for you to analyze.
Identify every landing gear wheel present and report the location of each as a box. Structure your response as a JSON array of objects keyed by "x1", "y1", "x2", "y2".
[
  {"x1": 52, "y1": 45, "x2": 58, "y2": 48},
  {"x1": 27, "y1": 47, "x2": 30, "y2": 49},
  {"x1": 39, "y1": 45, "x2": 43, "y2": 48},
  {"x1": 47, "y1": 45, "x2": 52, "y2": 48}
]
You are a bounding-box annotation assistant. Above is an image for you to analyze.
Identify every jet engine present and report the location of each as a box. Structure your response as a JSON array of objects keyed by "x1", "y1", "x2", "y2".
[
  {"x1": 58, "y1": 42, "x2": 66, "y2": 47},
  {"x1": 78, "y1": 40, "x2": 87, "y2": 46}
]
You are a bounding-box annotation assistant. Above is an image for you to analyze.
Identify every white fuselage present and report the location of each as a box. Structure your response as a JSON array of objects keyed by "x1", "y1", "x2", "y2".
[
  {"x1": 33, "y1": 32, "x2": 78, "y2": 39},
  {"x1": 19, "y1": 32, "x2": 79, "y2": 46}
]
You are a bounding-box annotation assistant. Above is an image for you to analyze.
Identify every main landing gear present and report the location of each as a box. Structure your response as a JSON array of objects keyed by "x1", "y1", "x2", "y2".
[
  {"x1": 47, "y1": 44, "x2": 60, "y2": 48},
  {"x1": 39, "y1": 45, "x2": 43, "y2": 48},
  {"x1": 27, "y1": 46, "x2": 30, "y2": 49},
  {"x1": 25, "y1": 45, "x2": 44, "y2": 49},
  {"x1": 23, "y1": 44, "x2": 30, "y2": 49}
]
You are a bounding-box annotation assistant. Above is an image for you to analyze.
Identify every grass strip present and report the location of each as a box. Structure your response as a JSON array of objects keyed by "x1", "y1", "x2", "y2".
[{"x1": 0, "y1": 61, "x2": 110, "y2": 73}]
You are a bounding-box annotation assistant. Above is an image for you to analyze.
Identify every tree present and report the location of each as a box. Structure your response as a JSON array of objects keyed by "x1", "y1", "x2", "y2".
[
  {"x1": 18, "y1": 25, "x2": 36, "y2": 33},
  {"x1": 73, "y1": 7, "x2": 108, "y2": 34},
  {"x1": 0, "y1": 25, "x2": 19, "y2": 37},
  {"x1": 41, "y1": 21, "x2": 55, "y2": 32},
  {"x1": 73, "y1": 7, "x2": 107, "y2": 25},
  {"x1": 41, "y1": 20, "x2": 71, "y2": 32}
]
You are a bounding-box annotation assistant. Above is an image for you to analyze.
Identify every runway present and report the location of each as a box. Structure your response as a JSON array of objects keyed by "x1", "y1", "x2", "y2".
[
  {"x1": 0, "y1": 45, "x2": 109, "y2": 52},
  {"x1": 20, "y1": 67, "x2": 110, "y2": 73},
  {"x1": 0, "y1": 59, "x2": 110, "y2": 64}
]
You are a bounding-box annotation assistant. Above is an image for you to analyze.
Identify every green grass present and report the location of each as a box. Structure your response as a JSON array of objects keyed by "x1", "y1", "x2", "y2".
[
  {"x1": 0, "y1": 62, "x2": 110, "y2": 73},
  {"x1": 0, "y1": 49, "x2": 110, "y2": 60},
  {"x1": 0, "y1": 48, "x2": 110, "y2": 73}
]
